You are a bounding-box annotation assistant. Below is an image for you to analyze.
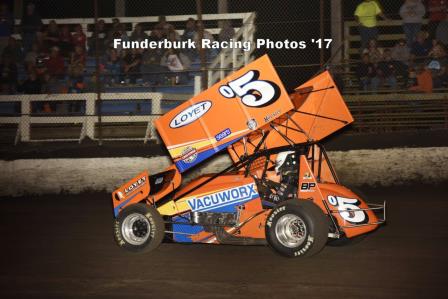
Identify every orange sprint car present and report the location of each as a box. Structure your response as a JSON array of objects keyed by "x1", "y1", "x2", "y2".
[{"x1": 111, "y1": 55, "x2": 386, "y2": 257}]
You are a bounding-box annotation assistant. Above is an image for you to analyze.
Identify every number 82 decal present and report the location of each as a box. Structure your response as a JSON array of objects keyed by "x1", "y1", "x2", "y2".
[
  {"x1": 219, "y1": 70, "x2": 281, "y2": 108},
  {"x1": 327, "y1": 195, "x2": 369, "y2": 224}
]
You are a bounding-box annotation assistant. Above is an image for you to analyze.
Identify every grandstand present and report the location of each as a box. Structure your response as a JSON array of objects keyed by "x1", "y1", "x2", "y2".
[{"x1": 0, "y1": 3, "x2": 447, "y2": 145}]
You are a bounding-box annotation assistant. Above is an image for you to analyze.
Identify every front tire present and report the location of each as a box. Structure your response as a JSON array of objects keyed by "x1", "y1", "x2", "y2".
[
  {"x1": 266, "y1": 200, "x2": 328, "y2": 257},
  {"x1": 114, "y1": 203, "x2": 165, "y2": 253}
]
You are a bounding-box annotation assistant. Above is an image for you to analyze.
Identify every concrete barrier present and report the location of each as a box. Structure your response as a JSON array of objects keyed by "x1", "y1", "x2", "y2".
[{"x1": 1, "y1": 147, "x2": 447, "y2": 197}]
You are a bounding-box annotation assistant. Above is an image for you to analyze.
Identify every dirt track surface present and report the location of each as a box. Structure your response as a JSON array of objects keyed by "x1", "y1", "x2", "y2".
[{"x1": 1, "y1": 185, "x2": 447, "y2": 299}]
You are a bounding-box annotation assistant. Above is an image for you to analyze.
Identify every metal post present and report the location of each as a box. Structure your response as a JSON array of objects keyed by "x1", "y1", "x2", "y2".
[
  {"x1": 320, "y1": 0, "x2": 325, "y2": 66},
  {"x1": 13, "y1": 0, "x2": 23, "y2": 19},
  {"x1": 331, "y1": 0, "x2": 343, "y2": 63},
  {"x1": 94, "y1": 0, "x2": 102, "y2": 145},
  {"x1": 218, "y1": 0, "x2": 228, "y2": 28},
  {"x1": 196, "y1": 0, "x2": 207, "y2": 90},
  {"x1": 115, "y1": 0, "x2": 126, "y2": 17}
]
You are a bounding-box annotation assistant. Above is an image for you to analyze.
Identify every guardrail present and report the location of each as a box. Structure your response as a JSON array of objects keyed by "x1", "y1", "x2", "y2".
[
  {"x1": 1, "y1": 91, "x2": 446, "y2": 144},
  {"x1": 12, "y1": 12, "x2": 254, "y2": 39},
  {"x1": 0, "y1": 92, "x2": 189, "y2": 144},
  {"x1": 345, "y1": 92, "x2": 448, "y2": 132}
]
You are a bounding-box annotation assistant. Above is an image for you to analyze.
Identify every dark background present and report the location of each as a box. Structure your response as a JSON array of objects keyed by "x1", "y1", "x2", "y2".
[{"x1": 8, "y1": 1, "x2": 408, "y2": 89}]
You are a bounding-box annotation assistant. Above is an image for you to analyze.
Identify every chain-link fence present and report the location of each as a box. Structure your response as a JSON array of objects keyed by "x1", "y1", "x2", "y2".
[{"x1": 0, "y1": 0, "x2": 447, "y2": 146}]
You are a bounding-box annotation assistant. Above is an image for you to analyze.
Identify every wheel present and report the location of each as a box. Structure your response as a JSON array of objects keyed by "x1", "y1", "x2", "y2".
[
  {"x1": 265, "y1": 200, "x2": 328, "y2": 257},
  {"x1": 113, "y1": 203, "x2": 165, "y2": 253}
]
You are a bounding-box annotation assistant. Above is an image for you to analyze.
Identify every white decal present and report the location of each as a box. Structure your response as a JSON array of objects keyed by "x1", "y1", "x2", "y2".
[
  {"x1": 170, "y1": 101, "x2": 212, "y2": 128},
  {"x1": 219, "y1": 70, "x2": 280, "y2": 107},
  {"x1": 327, "y1": 195, "x2": 367, "y2": 224},
  {"x1": 187, "y1": 183, "x2": 258, "y2": 212}
]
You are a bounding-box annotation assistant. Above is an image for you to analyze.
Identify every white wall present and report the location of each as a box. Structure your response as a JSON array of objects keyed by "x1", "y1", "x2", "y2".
[{"x1": 1, "y1": 147, "x2": 447, "y2": 197}]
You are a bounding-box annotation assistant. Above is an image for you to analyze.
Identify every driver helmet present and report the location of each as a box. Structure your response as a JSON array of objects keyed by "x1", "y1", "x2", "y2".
[{"x1": 275, "y1": 151, "x2": 295, "y2": 174}]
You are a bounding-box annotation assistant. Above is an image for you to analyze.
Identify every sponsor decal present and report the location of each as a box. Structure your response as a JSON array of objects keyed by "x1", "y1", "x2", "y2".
[
  {"x1": 181, "y1": 146, "x2": 198, "y2": 164},
  {"x1": 266, "y1": 205, "x2": 286, "y2": 227},
  {"x1": 169, "y1": 101, "x2": 212, "y2": 128},
  {"x1": 215, "y1": 128, "x2": 232, "y2": 142},
  {"x1": 247, "y1": 119, "x2": 258, "y2": 130},
  {"x1": 187, "y1": 183, "x2": 258, "y2": 212},
  {"x1": 300, "y1": 182, "x2": 316, "y2": 192},
  {"x1": 124, "y1": 176, "x2": 147, "y2": 195},
  {"x1": 303, "y1": 172, "x2": 312, "y2": 179},
  {"x1": 264, "y1": 109, "x2": 281, "y2": 123},
  {"x1": 294, "y1": 236, "x2": 314, "y2": 256}
]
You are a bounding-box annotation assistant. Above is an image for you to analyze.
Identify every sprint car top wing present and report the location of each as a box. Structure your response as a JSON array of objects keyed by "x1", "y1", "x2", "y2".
[
  {"x1": 228, "y1": 70, "x2": 354, "y2": 162},
  {"x1": 155, "y1": 55, "x2": 294, "y2": 172}
]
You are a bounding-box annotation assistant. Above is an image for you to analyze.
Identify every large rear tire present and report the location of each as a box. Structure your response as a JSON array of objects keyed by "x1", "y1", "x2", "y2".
[
  {"x1": 266, "y1": 200, "x2": 328, "y2": 257},
  {"x1": 114, "y1": 203, "x2": 165, "y2": 253}
]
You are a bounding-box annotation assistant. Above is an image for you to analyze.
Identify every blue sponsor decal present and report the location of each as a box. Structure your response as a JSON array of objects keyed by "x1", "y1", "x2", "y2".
[
  {"x1": 215, "y1": 128, "x2": 231, "y2": 142},
  {"x1": 175, "y1": 136, "x2": 241, "y2": 173},
  {"x1": 187, "y1": 183, "x2": 258, "y2": 212}
]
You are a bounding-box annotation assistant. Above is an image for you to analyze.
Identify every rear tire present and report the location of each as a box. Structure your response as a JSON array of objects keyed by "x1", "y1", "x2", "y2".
[
  {"x1": 114, "y1": 203, "x2": 165, "y2": 253},
  {"x1": 265, "y1": 200, "x2": 328, "y2": 257}
]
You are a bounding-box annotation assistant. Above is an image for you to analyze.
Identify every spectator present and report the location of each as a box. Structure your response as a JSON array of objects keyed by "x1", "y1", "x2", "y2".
[
  {"x1": 181, "y1": 18, "x2": 196, "y2": 41},
  {"x1": 400, "y1": 0, "x2": 426, "y2": 47},
  {"x1": 0, "y1": 3, "x2": 13, "y2": 54},
  {"x1": 374, "y1": 49, "x2": 400, "y2": 89},
  {"x1": 356, "y1": 53, "x2": 377, "y2": 91},
  {"x1": 59, "y1": 25, "x2": 73, "y2": 57},
  {"x1": 161, "y1": 48, "x2": 191, "y2": 84},
  {"x1": 72, "y1": 24, "x2": 86, "y2": 51},
  {"x1": 411, "y1": 31, "x2": 432, "y2": 61},
  {"x1": 44, "y1": 20, "x2": 60, "y2": 50},
  {"x1": 68, "y1": 45, "x2": 86, "y2": 79},
  {"x1": 426, "y1": 0, "x2": 448, "y2": 39},
  {"x1": 363, "y1": 38, "x2": 383, "y2": 63},
  {"x1": 436, "y1": 15, "x2": 448, "y2": 46},
  {"x1": 141, "y1": 48, "x2": 168, "y2": 85},
  {"x1": 107, "y1": 23, "x2": 128, "y2": 53},
  {"x1": 88, "y1": 19, "x2": 107, "y2": 56},
  {"x1": 104, "y1": 48, "x2": 121, "y2": 84},
  {"x1": 409, "y1": 64, "x2": 433, "y2": 92},
  {"x1": 34, "y1": 31, "x2": 47, "y2": 53},
  {"x1": 0, "y1": 55, "x2": 17, "y2": 94},
  {"x1": 17, "y1": 71, "x2": 42, "y2": 94},
  {"x1": 391, "y1": 39, "x2": 411, "y2": 65},
  {"x1": 167, "y1": 27, "x2": 180, "y2": 42},
  {"x1": 150, "y1": 28, "x2": 163, "y2": 43},
  {"x1": 426, "y1": 43, "x2": 447, "y2": 87},
  {"x1": 130, "y1": 23, "x2": 148, "y2": 42},
  {"x1": 20, "y1": 2, "x2": 42, "y2": 52},
  {"x1": 218, "y1": 20, "x2": 235, "y2": 43},
  {"x1": 35, "y1": 51, "x2": 49, "y2": 78},
  {"x1": 194, "y1": 20, "x2": 218, "y2": 59},
  {"x1": 69, "y1": 76, "x2": 85, "y2": 93},
  {"x1": 110, "y1": 18, "x2": 121, "y2": 33},
  {"x1": 42, "y1": 73, "x2": 65, "y2": 94},
  {"x1": 354, "y1": 0, "x2": 389, "y2": 51},
  {"x1": 86, "y1": 71, "x2": 104, "y2": 92},
  {"x1": 154, "y1": 16, "x2": 174, "y2": 37},
  {"x1": 2, "y1": 37, "x2": 23, "y2": 63},
  {"x1": 122, "y1": 48, "x2": 142, "y2": 84},
  {"x1": 181, "y1": 18, "x2": 196, "y2": 60},
  {"x1": 45, "y1": 46, "x2": 65, "y2": 78},
  {"x1": 24, "y1": 42, "x2": 39, "y2": 71}
]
